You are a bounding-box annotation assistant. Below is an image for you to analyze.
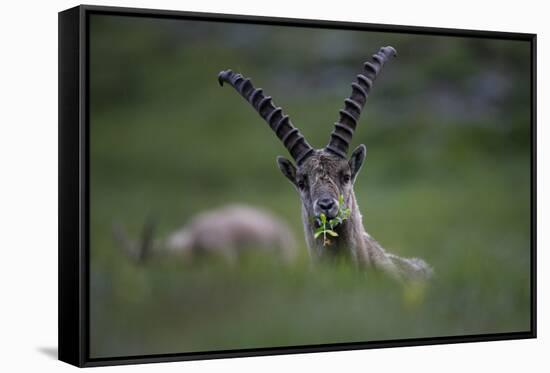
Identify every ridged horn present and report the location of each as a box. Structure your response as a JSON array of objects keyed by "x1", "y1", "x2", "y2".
[
  {"x1": 326, "y1": 46, "x2": 397, "y2": 158},
  {"x1": 218, "y1": 70, "x2": 315, "y2": 165}
]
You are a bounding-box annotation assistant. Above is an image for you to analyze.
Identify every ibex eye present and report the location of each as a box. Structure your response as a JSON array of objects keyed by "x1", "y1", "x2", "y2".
[
  {"x1": 297, "y1": 180, "x2": 306, "y2": 189},
  {"x1": 342, "y1": 174, "x2": 351, "y2": 183}
]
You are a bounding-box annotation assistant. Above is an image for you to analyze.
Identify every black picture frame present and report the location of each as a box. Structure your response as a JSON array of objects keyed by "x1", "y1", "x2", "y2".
[{"x1": 58, "y1": 4, "x2": 537, "y2": 368}]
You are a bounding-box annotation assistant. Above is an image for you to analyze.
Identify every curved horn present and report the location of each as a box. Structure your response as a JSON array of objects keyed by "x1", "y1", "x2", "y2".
[
  {"x1": 326, "y1": 46, "x2": 397, "y2": 158},
  {"x1": 218, "y1": 70, "x2": 314, "y2": 165}
]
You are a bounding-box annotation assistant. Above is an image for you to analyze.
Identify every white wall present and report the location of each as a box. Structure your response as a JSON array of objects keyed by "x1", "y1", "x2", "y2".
[{"x1": 0, "y1": 0, "x2": 546, "y2": 371}]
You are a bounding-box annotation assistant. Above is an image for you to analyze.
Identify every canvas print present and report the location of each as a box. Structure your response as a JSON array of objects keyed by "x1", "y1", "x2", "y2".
[{"x1": 88, "y1": 13, "x2": 532, "y2": 358}]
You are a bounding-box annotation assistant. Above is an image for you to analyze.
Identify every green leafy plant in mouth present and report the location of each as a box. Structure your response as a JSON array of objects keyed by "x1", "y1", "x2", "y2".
[{"x1": 313, "y1": 195, "x2": 351, "y2": 246}]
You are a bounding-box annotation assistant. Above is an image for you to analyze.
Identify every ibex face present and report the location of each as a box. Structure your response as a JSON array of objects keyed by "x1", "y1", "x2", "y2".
[{"x1": 277, "y1": 146, "x2": 365, "y2": 221}]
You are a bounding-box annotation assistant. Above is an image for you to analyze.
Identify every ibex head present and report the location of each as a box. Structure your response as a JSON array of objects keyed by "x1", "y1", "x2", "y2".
[
  {"x1": 218, "y1": 46, "x2": 396, "y2": 221},
  {"x1": 275, "y1": 146, "x2": 365, "y2": 221}
]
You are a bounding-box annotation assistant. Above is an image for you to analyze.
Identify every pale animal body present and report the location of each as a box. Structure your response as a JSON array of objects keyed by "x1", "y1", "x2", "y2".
[
  {"x1": 218, "y1": 46, "x2": 432, "y2": 281},
  {"x1": 164, "y1": 204, "x2": 296, "y2": 263},
  {"x1": 113, "y1": 204, "x2": 296, "y2": 264}
]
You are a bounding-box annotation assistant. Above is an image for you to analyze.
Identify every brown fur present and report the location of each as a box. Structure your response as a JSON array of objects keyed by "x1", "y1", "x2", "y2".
[{"x1": 278, "y1": 148, "x2": 433, "y2": 281}]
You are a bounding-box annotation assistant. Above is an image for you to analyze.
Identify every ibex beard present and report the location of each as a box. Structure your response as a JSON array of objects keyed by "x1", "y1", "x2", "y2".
[{"x1": 218, "y1": 46, "x2": 433, "y2": 281}]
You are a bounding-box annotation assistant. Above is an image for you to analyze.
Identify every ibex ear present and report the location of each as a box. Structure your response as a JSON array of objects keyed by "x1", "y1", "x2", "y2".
[
  {"x1": 276, "y1": 156, "x2": 297, "y2": 186},
  {"x1": 349, "y1": 144, "x2": 367, "y2": 183}
]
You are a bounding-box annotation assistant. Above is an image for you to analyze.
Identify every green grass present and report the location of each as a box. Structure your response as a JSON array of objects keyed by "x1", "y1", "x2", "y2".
[{"x1": 88, "y1": 15, "x2": 532, "y2": 358}]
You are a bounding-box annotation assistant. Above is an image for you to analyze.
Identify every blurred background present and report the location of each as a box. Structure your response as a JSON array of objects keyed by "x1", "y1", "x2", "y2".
[{"x1": 89, "y1": 14, "x2": 531, "y2": 358}]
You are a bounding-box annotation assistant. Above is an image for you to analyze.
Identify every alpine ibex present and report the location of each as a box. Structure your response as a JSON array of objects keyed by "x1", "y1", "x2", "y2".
[
  {"x1": 218, "y1": 46, "x2": 432, "y2": 281},
  {"x1": 113, "y1": 204, "x2": 297, "y2": 264}
]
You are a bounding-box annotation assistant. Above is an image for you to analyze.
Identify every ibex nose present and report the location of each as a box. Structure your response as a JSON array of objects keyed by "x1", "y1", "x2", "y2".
[{"x1": 317, "y1": 198, "x2": 335, "y2": 211}]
